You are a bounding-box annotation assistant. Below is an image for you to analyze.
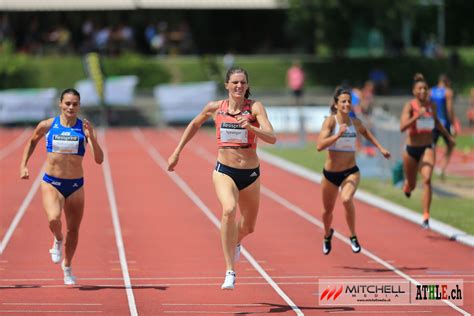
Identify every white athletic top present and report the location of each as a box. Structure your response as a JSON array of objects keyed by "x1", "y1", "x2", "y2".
[{"x1": 328, "y1": 116, "x2": 357, "y2": 152}]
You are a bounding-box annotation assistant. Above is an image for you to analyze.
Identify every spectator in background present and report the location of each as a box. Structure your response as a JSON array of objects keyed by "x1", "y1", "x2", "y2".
[
  {"x1": 223, "y1": 50, "x2": 236, "y2": 71},
  {"x1": 360, "y1": 80, "x2": 376, "y2": 156},
  {"x1": 0, "y1": 14, "x2": 12, "y2": 43},
  {"x1": 287, "y1": 60, "x2": 305, "y2": 106},
  {"x1": 468, "y1": 88, "x2": 474, "y2": 128},
  {"x1": 369, "y1": 67, "x2": 389, "y2": 95},
  {"x1": 47, "y1": 25, "x2": 71, "y2": 54}
]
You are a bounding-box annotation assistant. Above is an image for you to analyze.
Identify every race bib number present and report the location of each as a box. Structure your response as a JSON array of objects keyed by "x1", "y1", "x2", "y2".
[
  {"x1": 52, "y1": 135, "x2": 79, "y2": 154},
  {"x1": 220, "y1": 123, "x2": 248, "y2": 143},
  {"x1": 417, "y1": 117, "x2": 435, "y2": 131},
  {"x1": 336, "y1": 132, "x2": 356, "y2": 150}
]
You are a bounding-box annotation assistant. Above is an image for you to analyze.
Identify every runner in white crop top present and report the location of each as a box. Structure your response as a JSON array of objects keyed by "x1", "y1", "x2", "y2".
[{"x1": 316, "y1": 87, "x2": 390, "y2": 256}]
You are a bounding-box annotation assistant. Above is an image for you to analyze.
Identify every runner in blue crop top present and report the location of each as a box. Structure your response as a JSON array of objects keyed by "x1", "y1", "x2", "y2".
[
  {"x1": 20, "y1": 88, "x2": 104, "y2": 285},
  {"x1": 317, "y1": 87, "x2": 390, "y2": 256},
  {"x1": 429, "y1": 74, "x2": 456, "y2": 179}
]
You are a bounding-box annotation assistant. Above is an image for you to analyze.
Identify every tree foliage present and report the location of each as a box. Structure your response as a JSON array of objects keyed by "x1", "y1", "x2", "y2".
[{"x1": 287, "y1": 0, "x2": 417, "y2": 55}]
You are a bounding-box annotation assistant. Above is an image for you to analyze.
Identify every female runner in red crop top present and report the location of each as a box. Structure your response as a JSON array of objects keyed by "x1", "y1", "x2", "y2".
[
  {"x1": 168, "y1": 67, "x2": 276, "y2": 290},
  {"x1": 400, "y1": 73, "x2": 455, "y2": 229}
]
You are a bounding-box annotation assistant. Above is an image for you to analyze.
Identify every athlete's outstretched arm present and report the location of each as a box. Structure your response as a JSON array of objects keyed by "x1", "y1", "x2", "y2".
[
  {"x1": 168, "y1": 101, "x2": 219, "y2": 171},
  {"x1": 239, "y1": 101, "x2": 276, "y2": 144},
  {"x1": 353, "y1": 119, "x2": 391, "y2": 159},
  {"x1": 84, "y1": 119, "x2": 104, "y2": 164},
  {"x1": 20, "y1": 118, "x2": 53, "y2": 179}
]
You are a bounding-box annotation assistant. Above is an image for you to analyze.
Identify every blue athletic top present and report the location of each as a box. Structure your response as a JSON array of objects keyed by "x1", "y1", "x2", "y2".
[
  {"x1": 430, "y1": 86, "x2": 449, "y2": 126},
  {"x1": 46, "y1": 116, "x2": 86, "y2": 156},
  {"x1": 349, "y1": 90, "x2": 361, "y2": 119}
]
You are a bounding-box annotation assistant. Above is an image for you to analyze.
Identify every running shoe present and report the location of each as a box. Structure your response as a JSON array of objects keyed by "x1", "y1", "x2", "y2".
[
  {"x1": 62, "y1": 260, "x2": 76, "y2": 285},
  {"x1": 422, "y1": 219, "x2": 430, "y2": 229},
  {"x1": 234, "y1": 243, "x2": 241, "y2": 262},
  {"x1": 403, "y1": 182, "x2": 411, "y2": 198},
  {"x1": 221, "y1": 270, "x2": 236, "y2": 290},
  {"x1": 323, "y1": 228, "x2": 334, "y2": 255},
  {"x1": 350, "y1": 236, "x2": 361, "y2": 253},
  {"x1": 49, "y1": 238, "x2": 63, "y2": 264}
]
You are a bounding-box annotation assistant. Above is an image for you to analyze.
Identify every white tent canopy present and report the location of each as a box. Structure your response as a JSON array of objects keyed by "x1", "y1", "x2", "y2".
[{"x1": 0, "y1": 0, "x2": 287, "y2": 11}]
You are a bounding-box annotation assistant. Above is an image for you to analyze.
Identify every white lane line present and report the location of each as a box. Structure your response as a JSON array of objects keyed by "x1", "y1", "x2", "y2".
[
  {"x1": 133, "y1": 129, "x2": 304, "y2": 316},
  {"x1": 1, "y1": 274, "x2": 472, "y2": 282},
  {"x1": 0, "y1": 128, "x2": 31, "y2": 160},
  {"x1": 327, "y1": 311, "x2": 432, "y2": 314},
  {"x1": 163, "y1": 312, "x2": 266, "y2": 314},
  {"x1": 0, "y1": 274, "x2": 474, "y2": 283},
  {"x1": 99, "y1": 130, "x2": 138, "y2": 316},
  {"x1": 0, "y1": 163, "x2": 45, "y2": 254},
  {"x1": 0, "y1": 311, "x2": 102, "y2": 314},
  {"x1": 3, "y1": 303, "x2": 102, "y2": 306},
  {"x1": 163, "y1": 303, "x2": 267, "y2": 306},
  {"x1": 170, "y1": 129, "x2": 471, "y2": 316}
]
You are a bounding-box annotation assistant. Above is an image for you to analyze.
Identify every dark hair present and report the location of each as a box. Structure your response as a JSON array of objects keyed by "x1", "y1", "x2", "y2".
[
  {"x1": 60, "y1": 88, "x2": 81, "y2": 101},
  {"x1": 225, "y1": 67, "x2": 251, "y2": 99},
  {"x1": 412, "y1": 73, "x2": 427, "y2": 88},
  {"x1": 438, "y1": 73, "x2": 450, "y2": 87},
  {"x1": 330, "y1": 87, "x2": 351, "y2": 114}
]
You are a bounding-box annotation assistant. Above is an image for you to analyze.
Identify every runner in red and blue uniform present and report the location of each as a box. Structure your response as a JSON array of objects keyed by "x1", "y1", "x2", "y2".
[{"x1": 400, "y1": 74, "x2": 455, "y2": 229}]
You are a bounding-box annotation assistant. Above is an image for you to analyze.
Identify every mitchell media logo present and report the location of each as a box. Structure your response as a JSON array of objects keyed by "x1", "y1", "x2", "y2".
[
  {"x1": 319, "y1": 280, "x2": 406, "y2": 305},
  {"x1": 320, "y1": 285, "x2": 343, "y2": 301}
]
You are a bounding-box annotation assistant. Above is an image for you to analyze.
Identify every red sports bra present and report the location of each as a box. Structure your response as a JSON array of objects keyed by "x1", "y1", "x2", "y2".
[
  {"x1": 409, "y1": 99, "x2": 435, "y2": 136},
  {"x1": 215, "y1": 99, "x2": 259, "y2": 148}
]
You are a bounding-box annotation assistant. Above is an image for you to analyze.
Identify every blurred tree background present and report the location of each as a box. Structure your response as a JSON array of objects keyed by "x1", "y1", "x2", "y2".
[{"x1": 1, "y1": 0, "x2": 473, "y2": 91}]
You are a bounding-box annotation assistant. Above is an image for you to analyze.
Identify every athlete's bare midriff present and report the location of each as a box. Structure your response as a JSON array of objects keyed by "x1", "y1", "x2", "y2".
[
  {"x1": 45, "y1": 153, "x2": 84, "y2": 179},
  {"x1": 324, "y1": 151, "x2": 357, "y2": 172},
  {"x1": 406, "y1": 133, "x2": 433, "y2": 147},
  {"x1": 217, "y1": 147, "x2": 259, "y2": 169}
]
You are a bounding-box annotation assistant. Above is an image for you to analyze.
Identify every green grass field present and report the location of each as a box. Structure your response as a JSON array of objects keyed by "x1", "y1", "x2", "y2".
[{"x1": 262, "y1": 143, "x2": 474, "y2": 235}]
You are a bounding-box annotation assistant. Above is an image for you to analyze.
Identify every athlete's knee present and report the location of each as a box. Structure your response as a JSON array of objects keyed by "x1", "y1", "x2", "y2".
[
  {"x1": 221, "y1": 206, "x2": 237, "y2": 221},
  {"x1": 66, "y1": 226, "x2": 79, "y2": 236},
  {"x1": 341, "y1": 194, "x2": 354, "y2": 205},
  {"x1": 240, "y1": 224, "x2": 255, "y2": 237},
  {"x1": 422, "y1": 177, "x2": 431, "y2": 187},
  {"x1": 48, "y1": 219, "x2": 61, "y2": 228}
]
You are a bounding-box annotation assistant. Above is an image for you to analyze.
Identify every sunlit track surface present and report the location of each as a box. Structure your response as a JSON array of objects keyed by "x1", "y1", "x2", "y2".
[{"x1": 0, "y1": 127, "x2": 472, "y2": 315}]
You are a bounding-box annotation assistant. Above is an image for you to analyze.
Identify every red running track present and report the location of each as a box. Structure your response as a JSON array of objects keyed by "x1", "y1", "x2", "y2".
[{"x1": 0, "y1": 127, "x2": 472, "y2": 315}]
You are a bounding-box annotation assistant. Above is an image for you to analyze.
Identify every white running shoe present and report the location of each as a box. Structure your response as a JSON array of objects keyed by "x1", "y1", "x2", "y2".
[
  {"x1": 62, "y1": 260, "x2": 76, "y2": 285},
  {"x1": 49, "y1": 238, "x2": 63, "y2": 264},
  {"x1": 234, "y1": 243, "x2": 241, "y2": 262},
  {"x1": 221, "y1": 270, "x2": 236, "y2": 290}
]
